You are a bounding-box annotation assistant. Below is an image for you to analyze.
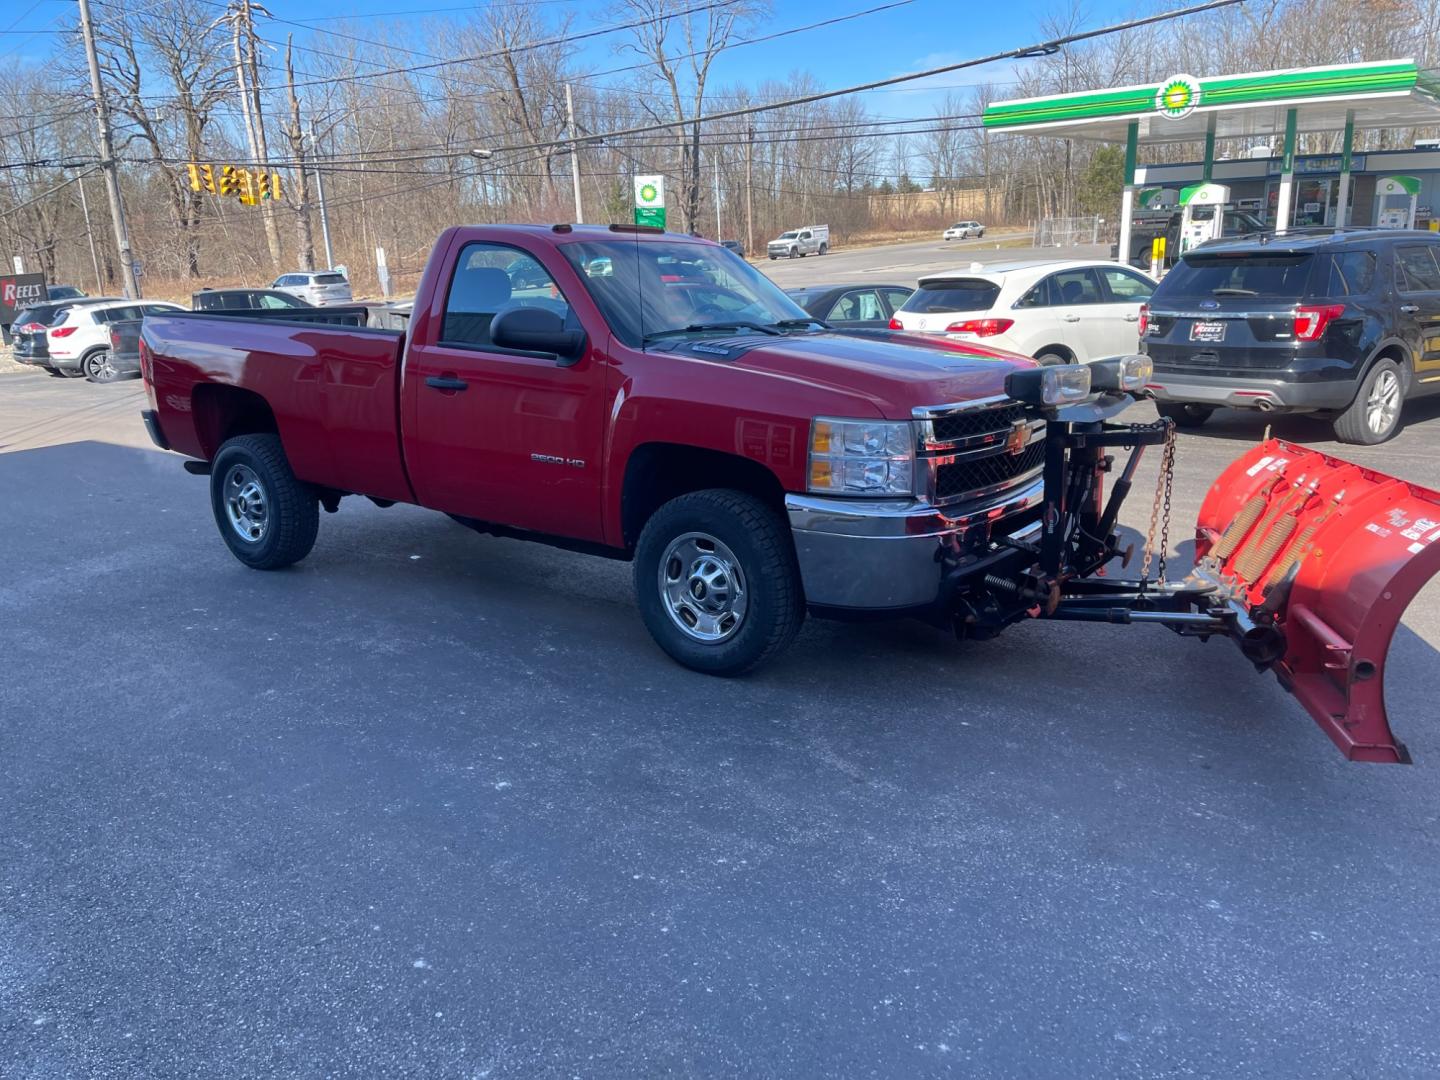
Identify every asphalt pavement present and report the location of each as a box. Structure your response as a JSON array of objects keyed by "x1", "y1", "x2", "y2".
[{"x1": 3, "y1": 278, "x2": 1440, "y2": 1078}]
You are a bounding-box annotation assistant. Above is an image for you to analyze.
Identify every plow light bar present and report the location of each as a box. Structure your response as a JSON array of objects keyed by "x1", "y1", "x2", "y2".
[
  {"x1": 1089, "y1": 354, "x2": 1153, "y2": 394},
  {"x1": 1004, "y1": 363, "x2": 1091, "y2": 406}
]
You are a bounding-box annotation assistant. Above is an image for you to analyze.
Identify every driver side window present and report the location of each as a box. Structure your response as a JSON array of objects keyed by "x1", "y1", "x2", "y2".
[{"x1": 442, "y1": 243, "x2": 572, "y2": 348}]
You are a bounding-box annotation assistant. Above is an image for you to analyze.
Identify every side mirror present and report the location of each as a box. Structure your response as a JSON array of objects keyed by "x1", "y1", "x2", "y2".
[{"x1": 490, "y1": 305, "x2": 586, "y2": 364}]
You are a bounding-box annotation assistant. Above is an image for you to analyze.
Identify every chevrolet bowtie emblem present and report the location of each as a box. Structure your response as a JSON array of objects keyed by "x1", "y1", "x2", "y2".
[{"x1": 1005, "y1": 419, "x2": 1029, "y2": 456}]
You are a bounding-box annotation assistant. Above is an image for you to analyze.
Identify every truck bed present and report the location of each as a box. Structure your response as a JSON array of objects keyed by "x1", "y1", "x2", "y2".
[{"x1": 144, "y1": 312, "x2": 413, "y2": 503}]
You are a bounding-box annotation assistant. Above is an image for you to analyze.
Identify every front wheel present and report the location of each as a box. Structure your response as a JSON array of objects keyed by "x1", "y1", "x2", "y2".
[
  {"x1": 1334, "y1": 358, "x2": 1404, "y2": 444},
  {"x1": 209, "y1": 433, "x2": 319, "y2": 569},
  {"x1": 1156, "y1": 402, "x2": 1214, "y2": 428},
  {"x1": 633, "y1": 490, "x2": 805, "y2": 675}
]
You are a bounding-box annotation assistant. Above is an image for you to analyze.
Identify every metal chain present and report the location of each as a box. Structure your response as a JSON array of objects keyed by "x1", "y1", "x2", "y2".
[{"x1": 1140, "y1": 422, "x2": 1178, "y2": 585}]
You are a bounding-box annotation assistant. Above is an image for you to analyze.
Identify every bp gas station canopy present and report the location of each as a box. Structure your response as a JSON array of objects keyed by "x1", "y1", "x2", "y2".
[{"x1": 981, "y1": 59, "x2": 1440, "y2": 256}]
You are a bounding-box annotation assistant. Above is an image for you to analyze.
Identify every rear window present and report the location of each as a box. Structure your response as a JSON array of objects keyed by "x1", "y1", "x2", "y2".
[
  {"x1": 1158, "y1": 254, "x2": 1314, "y2": 301},
  {"x1": 313, "y1": 273, "x2": 347, "y2": 285},
  {"x1": 1319, "y1": 252, "x2": 1377, "y2": 297},
  {"x1": 901, "y1": 279, "x2": 1000, "y2": 314},
  {"x1": 1395, "y1": 246, "x2": 1440, "y2": 292},
  {"x1": 15, "y1": 306, "x2": 65, "y2": 327}
]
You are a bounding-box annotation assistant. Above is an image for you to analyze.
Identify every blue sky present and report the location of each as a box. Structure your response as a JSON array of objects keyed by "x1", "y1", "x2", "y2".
[{"x1": 4, "y1": 0, "x2": 1138, "y2": 118}]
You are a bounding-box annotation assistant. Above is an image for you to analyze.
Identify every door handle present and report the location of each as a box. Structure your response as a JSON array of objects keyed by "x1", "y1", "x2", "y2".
[
  {"x1": 1400, "y1": 304, "x2": 1420, "y2": 314},
  {"x1": 425, "y1": 375, "x2": 468, "y2": 391},
  {"x1": 1061, "y1": 314, "x2": 1081, "y2": 323}
]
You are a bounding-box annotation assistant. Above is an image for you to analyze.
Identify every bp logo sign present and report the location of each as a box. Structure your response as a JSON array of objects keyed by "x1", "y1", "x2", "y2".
[
  {"x1": 633, "y1": 174, "x2": 666, "y2": 228},
  {"x1": 1155, "y1": 75, "x2": 1201, "y2": 120}
]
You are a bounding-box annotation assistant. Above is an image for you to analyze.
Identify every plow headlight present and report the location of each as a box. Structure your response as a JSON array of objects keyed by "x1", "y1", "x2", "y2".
[
  {"x1": 1004, "y1": 363, "x2": 1091, "y2": 407},
  {"x1": 1089, "y1": 354, "x2": 1153, "y2": 394},
  {"x1": 808, "y1": 419, "x2": 915, "y2": 496}
]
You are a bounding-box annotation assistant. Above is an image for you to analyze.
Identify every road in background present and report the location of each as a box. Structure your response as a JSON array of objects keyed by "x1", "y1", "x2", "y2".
[
  {"x1": 759, "y1": 235, "x2": 1110, "y2": 290},
  {"x1": 4, "y1": 351, "x2": 1440, "y2": 1076}
]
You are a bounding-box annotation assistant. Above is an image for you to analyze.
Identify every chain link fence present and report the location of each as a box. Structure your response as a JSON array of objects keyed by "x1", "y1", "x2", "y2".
[{"x1": 1036, "y1": 215, "x2": 1104, "y2": 248}]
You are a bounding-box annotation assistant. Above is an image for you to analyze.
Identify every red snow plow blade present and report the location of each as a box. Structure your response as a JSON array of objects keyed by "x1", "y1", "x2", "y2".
[{"x1": 1195, "y1": 439, "x2": 1440, "y2": 763}]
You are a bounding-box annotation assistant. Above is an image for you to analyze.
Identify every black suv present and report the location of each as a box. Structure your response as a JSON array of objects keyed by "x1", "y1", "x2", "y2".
[{"x1": 1141, "y1": 229, "x2": 1440, "y2": 444}]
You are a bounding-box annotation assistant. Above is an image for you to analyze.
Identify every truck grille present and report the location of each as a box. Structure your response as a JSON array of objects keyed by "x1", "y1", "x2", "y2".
[
  {"x1": 930, "y1": 401, "x2": 1028, "y2": 443},
  {"x1": 917, "y1": 397, "x2": 1044, "y2": 506},
  {"x1": 934, "y1": 440, "x2": 1045, "y2": 501}
]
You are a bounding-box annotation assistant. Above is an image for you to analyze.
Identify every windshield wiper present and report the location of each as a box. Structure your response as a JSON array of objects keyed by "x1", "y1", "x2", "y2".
[
  {"x1": 643, "y1": 321, "x2": 783, "y2": 343},
  {"x1": 1211, "y1": 288, "x2": 1257, "y2": 296},
  {"x1": 768, "y1": 317, "x2": 829, "y2": 331}
]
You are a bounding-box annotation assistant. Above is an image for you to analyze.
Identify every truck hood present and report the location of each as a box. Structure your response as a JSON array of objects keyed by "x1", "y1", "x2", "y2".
[{"x1": 724, "y1": 331, "x2": 1034, "y2": 417}]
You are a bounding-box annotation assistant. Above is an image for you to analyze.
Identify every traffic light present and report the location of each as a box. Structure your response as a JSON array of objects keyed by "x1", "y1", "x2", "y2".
[
  {"x1": 255, "y1": 171, "x2": 271, "y2": 202},
  {"x1": 217, "y1": 165, "x2": 238, "y2": 197},
  {"x1": 261, "y1": 171, "x2": 282, "y2": 201},
  {"x1": 187, "y1": 163, "x2": 216, "y2": 194},
  {"x1": 237, "y1": 167, "x2": 257, "y2": 205}
]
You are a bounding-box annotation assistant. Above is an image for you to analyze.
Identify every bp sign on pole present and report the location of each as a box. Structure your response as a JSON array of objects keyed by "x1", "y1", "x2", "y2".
[{"x1": 634, "y1": 175, "x2": 666, "y2": 229}]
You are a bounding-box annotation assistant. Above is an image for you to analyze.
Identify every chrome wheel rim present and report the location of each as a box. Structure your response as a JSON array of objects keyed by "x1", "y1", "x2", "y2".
[
  {"x1": 223, "y1": 464, "x2": 269, "y2": 544},
  {"x1": 85, "y1": 350, "x2": 111, "y2": 378},
  {"x1": 1366, "y1": 370, "x2": 1400, "y2": 435},
  {"x1": 658, "y1": 531, "x2": 748, "y2": 644}
]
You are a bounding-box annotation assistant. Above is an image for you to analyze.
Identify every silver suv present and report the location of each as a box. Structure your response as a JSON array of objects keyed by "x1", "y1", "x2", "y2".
[{"x1": 270, "y1": 270, "x2": 352, "y2": 306}]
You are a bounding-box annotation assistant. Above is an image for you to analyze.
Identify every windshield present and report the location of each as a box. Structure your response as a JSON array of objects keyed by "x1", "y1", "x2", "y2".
[
  {"x1": 562, "y1": 238, "x2": 812, "y2": 346},
  {"x1": 1160, "y1": 254, "x2": 1314, "y2": 300},
  {"x1": 777, "y1": 231, "x2": 798, "y2": 240}
]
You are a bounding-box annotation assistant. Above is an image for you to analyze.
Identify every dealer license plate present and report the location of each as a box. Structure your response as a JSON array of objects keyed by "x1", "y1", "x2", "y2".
[{"x1": 1190, "y1": 320, "x2": 1226, "y2": 343}]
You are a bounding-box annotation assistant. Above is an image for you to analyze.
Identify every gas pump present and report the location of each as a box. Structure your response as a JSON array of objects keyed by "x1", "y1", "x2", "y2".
[
  {"x1": 1374, "y1": 175, "x2": 1420, "y2": 229},
  {"x1": 1177, "y1": 182, "x2": 1230, "y2": 254}
]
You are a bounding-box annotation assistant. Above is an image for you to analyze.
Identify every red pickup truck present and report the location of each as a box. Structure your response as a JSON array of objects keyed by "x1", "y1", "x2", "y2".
[{"x1": 140, "y1": 223, "x2": 1440, "y2": 763}]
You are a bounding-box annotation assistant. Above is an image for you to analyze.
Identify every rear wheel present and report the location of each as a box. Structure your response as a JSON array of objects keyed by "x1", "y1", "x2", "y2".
[
  {"x1": 818, "y1": 243, "x2": 828, "y2": 255},
  {"x1": 1034, "y1": 351, "x2": 1069, "y2": 367},
  {"x1": 83, "y1": 348, "x2": 117, "y2": 383},
  {"x1": 53, "y1": 363, "x2": 85, "y2": 379},
  {"x1": 209, "y1": 433, "x2": 319, "y2": 570},
  {"x1": 1334, "y1": 358, "x2": 1404, "y2": 444},
  {"x1": 1156, "y1": 402, "x2": 1215, "y2": 428},
  {"x1": 633, "y1": 489, "x2": 804, "y2": 675}
]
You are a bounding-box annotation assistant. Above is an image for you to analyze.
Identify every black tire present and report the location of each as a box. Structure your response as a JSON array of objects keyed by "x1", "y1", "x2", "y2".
[
  {"x1": 53, "y1": 363, "x2": 85, "y2": 379},
  {"x1": 1034, "y1": 352, "x2": 1070, "y2": 367},
  {"x1": 1333, "y1": 358, "x2": 1404, "y2": 445},
  {"x1": 789, "y1": 248, "x2": 800, "y2": 259},
  {"x1": 1156, "y1": 402, "x2": 1215, "y2": 428},
  {"x1": 633, "y1": 489, "x2": 805, "y2": 676},
  {"x1": 768, "y1": 255, "x2": 776, "y2": 261},
  {"x1": 45, "y1": 367, "x2": 67, "y2": 378},
  {"x1": 818, "y1": 243, "x2": 828, "y2": 255},
  {"x1": 83, "y1": 348, "x2": 117, "y2": 383},
  {"x1": 209, "y1": 433, "x2": 319, "y2": 570}
]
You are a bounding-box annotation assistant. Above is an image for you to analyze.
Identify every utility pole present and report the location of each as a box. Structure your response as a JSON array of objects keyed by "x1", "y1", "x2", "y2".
[
  {"x1": 77, "y1": 0, "x2": 140, "y2": 298},
  {"x1": 309, "y1": 121, "x2": 335, "y2": 270},
  {"x1": 564, "y1": 84, "x2": 583, "y2": 224},
  {"x1": 75, "y1": 170, "x2": 103, "y2": 293},
  {"x1": 713, "y1": 152, "x2": 722, "y2": 241},
  {"x1": 229, "y1": 0, "x2": 282, "y2": 270},
  {"x1": 744, "y1": 125, "x2": 755, "y2": 257}
]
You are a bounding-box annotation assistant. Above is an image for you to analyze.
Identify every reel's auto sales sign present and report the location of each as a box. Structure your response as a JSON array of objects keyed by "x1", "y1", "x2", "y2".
[{"x1": 1, "y1": 273, "x2": 48, "y2": 324}]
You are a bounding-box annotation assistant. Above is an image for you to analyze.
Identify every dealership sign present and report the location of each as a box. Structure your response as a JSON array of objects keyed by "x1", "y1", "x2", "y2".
[{"x1": 0, "y1": 273, "x2": 47, "y2": 324}]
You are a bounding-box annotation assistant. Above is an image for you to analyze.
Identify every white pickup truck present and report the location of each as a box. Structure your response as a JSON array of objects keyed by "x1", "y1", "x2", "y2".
[{"x1": 767, "y1": 225, "x2": 829, "y2": 260}]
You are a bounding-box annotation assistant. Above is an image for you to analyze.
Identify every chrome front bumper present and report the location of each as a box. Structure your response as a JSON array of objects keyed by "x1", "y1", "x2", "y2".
[{"x1": 785, "y1": 477, "x2": 1044, "y2": 611}]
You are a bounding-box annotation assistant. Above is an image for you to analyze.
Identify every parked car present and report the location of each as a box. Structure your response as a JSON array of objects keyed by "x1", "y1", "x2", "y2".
[
  {"x1": 943, "y1": 221, "x2": 986, "y2": 240},
  {"x1": 1141, "y1": 229, "x2": 1440, "y2": 444},
  {"x1": 720, "y1": 239, "x2": 746, "y2": 258},
  {"x1": 784, "y1": 283, "x2": 914, "y2": 329},
  {"x1": 193, "y1": 288, "x2": 314, "y2": 312},
  {"x1": 46, "y1": 285, "x2": 87, "y2": 301},
  {"x1": 10, "y1": 296, "x2": 121, "y2": 371},
  {"x1": 767, "y1": 225, "x2": 829, "y2": 260},
  {"x1": 132, "y1": 223, "x2": 1438, "y2": 764},
  {"x1": 889, "y1": 260, "x2": 1157, "y2": 365},
  {"x1": 269, "y1": 270, "x2": 352, "y2": 306},
  {"x1": 45, "y1": 299, "x2": 186, "y2": 379}
]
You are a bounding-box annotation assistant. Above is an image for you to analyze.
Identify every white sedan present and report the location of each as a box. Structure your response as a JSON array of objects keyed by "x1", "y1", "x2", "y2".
[
  {"x1": 888, "y1": 259, "x2": 1157, "y2": 365},
  {"x1": 942, "y1": 221, "x2": 986, "y2": 240}
]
